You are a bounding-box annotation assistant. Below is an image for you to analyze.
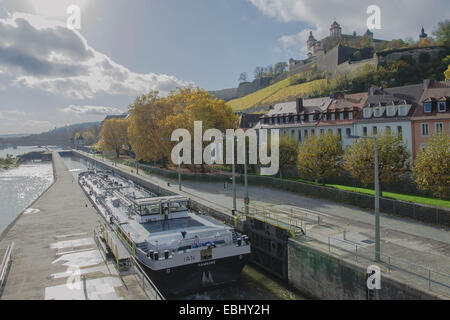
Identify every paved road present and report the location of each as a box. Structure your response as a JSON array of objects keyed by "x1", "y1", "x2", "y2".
[
  {"x1": 80, "y1": 151, "x2": 450, "y2": 297},
  {"x1": 0, "y1": 153, "x2": 147, "y2": 300}
]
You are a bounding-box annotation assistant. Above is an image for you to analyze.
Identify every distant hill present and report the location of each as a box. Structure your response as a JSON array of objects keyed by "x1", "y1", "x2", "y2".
[
  {"x1": 0, "y1": 121, "x2": 100, "y2": 147},
  {"x1": 227, "y1": 73, "x2": 327, "y2": 112}
]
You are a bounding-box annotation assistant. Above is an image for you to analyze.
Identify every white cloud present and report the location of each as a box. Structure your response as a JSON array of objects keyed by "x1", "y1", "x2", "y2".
[
  {"x1": 0, "y1": 111, "x2": 3, "y2": 119},
  {"x1": 62, "y1": 105, "x2": 124, "y2": 116},
  {"x1": 7, "y1": 109, "x2": 28, "y2": 116},
  {"x1": 0, "y1": 12, "x2": 192, "y2": 99},
  {"x1": 249, "y1": 0, "x2": 450, "y2": 58}
]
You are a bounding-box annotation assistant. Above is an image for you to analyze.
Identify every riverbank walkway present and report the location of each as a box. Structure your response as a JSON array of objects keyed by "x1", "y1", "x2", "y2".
[
  {"x1": 77, "y1": 151, "x2": 450, "y2": 298},
  {"x1": 0, "y1": 152, "x2": 147, "y2": 300}
]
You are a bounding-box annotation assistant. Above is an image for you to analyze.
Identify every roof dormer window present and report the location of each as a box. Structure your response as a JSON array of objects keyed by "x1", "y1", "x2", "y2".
[
  {"x1": 398, "y1": 105, "x2": 408, "y2": 116},
  {"x1": 424, "y1": 102, "x2": 432, "y2": 113},
  {"x1": 387, "y1": 106, "x2": 396, "y2": 117},
  {"x1": 363, "y1": 108, "x2": 371, "y2": 118},
  {"x1": 331, "y1": 113, "x2": 336, "y2": 120},
  {"x1": 339, "y1": 112, "x2": 344, "y2": 120},
  {"x1": 438, "y1": 101, "x2": 447, "y2": 112},
  {"x1": 323, "y1": 114, "x2": 327, "y2": 121},
  {"x1": 348, "y1": 112, "x2": 353, "y2": 120},
  {"x1": 374, "y1": 108, "x2": 382, "y2": 117}
]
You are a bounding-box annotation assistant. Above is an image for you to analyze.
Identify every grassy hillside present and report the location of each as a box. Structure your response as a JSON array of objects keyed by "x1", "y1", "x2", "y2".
[{"x1": 227, "y1": 74, "x2": 327, "y2": 111}]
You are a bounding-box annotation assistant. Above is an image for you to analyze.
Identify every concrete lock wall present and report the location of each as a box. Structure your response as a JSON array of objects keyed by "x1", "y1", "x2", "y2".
[{"x1": 287, "y1": 239, "x2": 443, "y2": 300}]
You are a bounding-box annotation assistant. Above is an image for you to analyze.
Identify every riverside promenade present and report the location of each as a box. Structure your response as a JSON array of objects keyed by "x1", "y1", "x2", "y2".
[
  {"x1": 76, "y1": 150, "x2": 450, "y2": 299},
  {"x1": 0, "y1": 152, "x2": 147, "y2": 300}
]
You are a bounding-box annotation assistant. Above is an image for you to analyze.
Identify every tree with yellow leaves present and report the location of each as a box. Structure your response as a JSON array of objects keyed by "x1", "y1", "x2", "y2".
[
  {"x1": 96, "y1": 118, "x2": 129, "y2": 158},
  {"x1": 297, "y1": 133, "x2": 344, "y2": 183},
  {"x1": 414, "y1": 133, "x2": 450, "y2": 199}
]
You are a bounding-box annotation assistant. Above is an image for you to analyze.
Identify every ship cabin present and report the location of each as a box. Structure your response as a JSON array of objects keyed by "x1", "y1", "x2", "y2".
[{"x1": 132, "y1": 195, "x2": 190, "y2": 224}]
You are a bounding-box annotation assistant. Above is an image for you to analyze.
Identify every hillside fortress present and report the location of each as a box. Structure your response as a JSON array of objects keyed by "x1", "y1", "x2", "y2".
[
  {"x1": 306, "y1": 21, "x2": 386, "y2": 57},
  {"x1": 288, "y1": 21, "x2": 438, "y2": 77}
]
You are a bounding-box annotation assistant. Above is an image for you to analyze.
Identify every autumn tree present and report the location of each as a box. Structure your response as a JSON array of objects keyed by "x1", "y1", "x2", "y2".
[
  {"x1": 433, "y1": 19, "x2": 450, "y2": 47},
  {"x1": 127, "y1": 91, "x2": 181, "y2": 166},
  {"x1": 96, "y1": 118, "x2": 129, "y2": 158},
  {"x1": 414, "y1": 133, "x2": 450, "y2": 199},
  {"x1": 297, "y1": 133, "x2": 344, "y2": 183},
  {"x1": 344, "y1": 132, "x2": 410, "y2": 189},
  {"x1": 278, "y1": 136, "x2": 299, "y2": 179},
  {"x1": 164, "y1": 88, "x2": 239, "y2": 171}
]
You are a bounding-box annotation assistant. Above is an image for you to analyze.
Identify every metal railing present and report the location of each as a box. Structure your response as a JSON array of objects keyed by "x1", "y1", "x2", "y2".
[
  {"x1": 0, "y1": 241, "x2": 14, "y2": 295},
  {"x1": 241, "y1": 204, "x2": 306, "y2": 237},
  {"x1": 130, "y1": 256, "x2": 165, "y2": 300},
  {"x1": 300, "y1": 232, "x2": 450, "y2": 297}
]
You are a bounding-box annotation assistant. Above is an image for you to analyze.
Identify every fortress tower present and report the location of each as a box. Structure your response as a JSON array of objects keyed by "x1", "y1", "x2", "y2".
[{"x1": 330, "y1": 21, "x2": 342, "y2": 38}]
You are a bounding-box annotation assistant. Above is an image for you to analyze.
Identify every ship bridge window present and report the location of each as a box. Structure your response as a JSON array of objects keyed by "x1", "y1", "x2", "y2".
[
  {"x1": 170, "y1": 200, "x2": 189, "y2": 213},
  {"x1": 139, "y1": 203, "x2": 160, "y2": 216}
]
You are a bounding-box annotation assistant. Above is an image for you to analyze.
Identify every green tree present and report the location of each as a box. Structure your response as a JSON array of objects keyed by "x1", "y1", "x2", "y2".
[
  {"x1": 344, "y1": 132, "x2": 410, "y2": 189},
  {"x1": 297, "y1": 133, "x2": 344, "y2": 183},
  {"x1": 414, "y1": 133, "x2": 450, "y2": 199},
  {"x1": 433, "y1": 19, "x2": 450, "y2": 47},
  {"x1": 278, "y1": 136, "x2": 299, "y2": 179}
]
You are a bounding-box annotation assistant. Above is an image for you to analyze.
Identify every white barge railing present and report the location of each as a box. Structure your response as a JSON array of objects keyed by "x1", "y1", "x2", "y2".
[{"x1": 0, "y1": 241, "x2": 14, "y2": 296}]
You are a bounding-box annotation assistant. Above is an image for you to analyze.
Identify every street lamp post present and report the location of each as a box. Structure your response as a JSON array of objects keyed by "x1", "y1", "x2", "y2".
[
  {"x1": 162, "y1": 137, "x2": 181, "y2": 191},
  {"x1": 135, "y1": 138, "x2": 139, "y2": 175},
  {"x1": 348, "y1": 134, "x2": 380, "y2": 262}
]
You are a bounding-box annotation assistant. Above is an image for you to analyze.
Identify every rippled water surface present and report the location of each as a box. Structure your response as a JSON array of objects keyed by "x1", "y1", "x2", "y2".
[{"x1": 0, "y1": 162, "x2": 54, "y2": 235}]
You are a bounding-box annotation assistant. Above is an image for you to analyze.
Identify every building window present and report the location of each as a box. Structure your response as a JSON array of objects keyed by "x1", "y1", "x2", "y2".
[
  {"x1": 438, "y1": 102, "x2": 446, "y2": 112},
  {"x1": 337, "y1": 128, "x2": 342, "y2": 137},
  {"x1": 372, "y1": 126, "x2": 378, "y2": 135},
  {"x1": 386, "y1": 126, "x2": 391, "y2": 135},
  {"x1": 323, "y1": 114, "x2": 327, "y2": 121},
  {"x1": 298, "y1": 130, "x2": 302, "y2": 141},
  {"x1": 300, "y1": 115, "x2": 305, "y2": 122},
  {"x1": 399, "y1": 106, "x2": 408, "y2": 116},
  {"x1": 436, "y1": 122, "x2": 443, "y2": 134},
  {"x1": 331, "y1": 113, "x2": 336, "y2": 121},
  {"x1": 421, "y1": 123, "x2": 429, "y2": 137},
  {"x1": 304, "y1": 130, "x2": 308, "y2": 138},
  {"x1": 348, "y1": 112, "x2": 353, "y2": 120},
  {"x1": 309, "y1": 115, "x2": 315, "y2": 122},
  {"x1": 424, "y1": 103, "x2": 432, "y2": 113},
  {"x1": 397, "y1": 126, "x2": 403, "y2": 138},
  {"x1": 311, "y1": 129, "x2": 315, "y2": 136},
  {"x1": 363, "y1": 108, "x2": 371, "y2": 118},
  {"x1": 328, "y1": 129, "x2": 333, "y2": 134},
  {"x1": 374, "y1": 108, "x2": 382, "y2": 117},
  {"x1": 387, "y1": 106, "x2": 395, "y2": 116},
  {"x1": 363, "y1": 127, "x2": 368, "y2": 136},
  {"x1": 320, "y1": 129, "x2": 325, "y2": 135},
  {"x1": 285, "y1": 117, "x2": 289, "y2": 124},
  {"x1": 346, "y1": 128, "x2": 351, "y2": 137},
  {"x1": 339, "y1": 113, "x2": 344, "y2": 120}
]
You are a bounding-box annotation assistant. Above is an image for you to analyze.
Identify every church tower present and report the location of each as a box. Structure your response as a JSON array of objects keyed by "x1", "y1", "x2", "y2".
[{"x1": 419, "y1": 26, "x2": 428, "y2": 41}]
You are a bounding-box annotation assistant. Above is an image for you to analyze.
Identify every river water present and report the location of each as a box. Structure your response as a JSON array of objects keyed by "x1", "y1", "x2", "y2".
[
  {"x1": 60, "y1": 155, "x2": 305, "y2": 300},
  {"x1": 0, "y1": 146, "x2": 54, "y2": 235}
]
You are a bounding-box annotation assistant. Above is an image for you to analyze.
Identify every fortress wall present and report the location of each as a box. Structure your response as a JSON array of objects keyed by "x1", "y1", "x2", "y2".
[{"x1": 335, "y1": 58, "x2": 378, "y2": 76}]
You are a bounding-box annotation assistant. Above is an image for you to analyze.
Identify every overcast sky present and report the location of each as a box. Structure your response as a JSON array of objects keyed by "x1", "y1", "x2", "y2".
[{"x1": 0, "y1": 0, "x2": 448, "y2": 134}]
